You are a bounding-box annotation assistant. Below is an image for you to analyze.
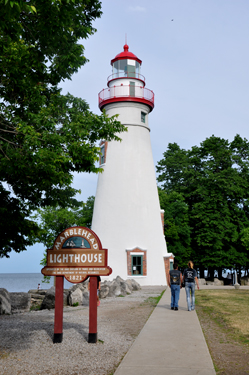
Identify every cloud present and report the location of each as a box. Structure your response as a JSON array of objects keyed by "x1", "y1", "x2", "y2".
[{"x1": 128, "y1": 6, "x2": 146, "y2": 13}]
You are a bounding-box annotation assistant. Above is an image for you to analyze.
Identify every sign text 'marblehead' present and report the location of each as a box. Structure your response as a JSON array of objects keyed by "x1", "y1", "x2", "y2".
[{"x1": 53, "y1": 227, "x2": 100, "y2": 251}]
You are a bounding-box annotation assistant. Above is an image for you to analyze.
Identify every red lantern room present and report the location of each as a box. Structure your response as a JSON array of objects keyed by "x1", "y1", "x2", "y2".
[{"x1": 98, "y1": 44, "x2": 154, "y2": 112}]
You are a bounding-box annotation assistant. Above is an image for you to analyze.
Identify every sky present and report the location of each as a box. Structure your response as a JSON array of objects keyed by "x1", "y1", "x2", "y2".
[{"x1": 1, "y1": 0, "x2": 249, "y2": 273}]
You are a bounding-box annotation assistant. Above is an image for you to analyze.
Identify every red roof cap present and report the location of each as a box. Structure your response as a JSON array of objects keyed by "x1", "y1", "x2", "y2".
[{"x1": 111, "y1": 44, "x2": 142, "y2": 65}]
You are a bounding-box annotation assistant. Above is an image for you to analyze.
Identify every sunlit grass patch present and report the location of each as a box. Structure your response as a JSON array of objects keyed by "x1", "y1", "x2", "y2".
[
  {"x1": 143, "y1": 290, "x2": 165, "y2": 307},
  {"x1": 196, "y1": 289, "x2": 249, "y2": 342}
]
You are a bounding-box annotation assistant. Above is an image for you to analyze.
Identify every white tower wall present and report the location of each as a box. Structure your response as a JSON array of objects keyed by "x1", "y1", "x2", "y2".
[{"x1": 92, "y1": 102, "x2": 167, "y2": 285}]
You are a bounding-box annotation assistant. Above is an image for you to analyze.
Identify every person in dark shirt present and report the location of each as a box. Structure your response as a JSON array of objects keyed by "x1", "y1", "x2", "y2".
[
  {"x1": 167, "y1": 262, "x2": 183, "y2": 311},
  {"x1": 183, "y1": 261, "x2": 199, "y2": 311}
]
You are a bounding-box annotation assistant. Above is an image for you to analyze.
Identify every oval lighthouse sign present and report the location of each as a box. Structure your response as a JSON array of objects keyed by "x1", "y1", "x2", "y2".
[{"x1": 41, "y1": 226, "x2": 112, "y2": 283}]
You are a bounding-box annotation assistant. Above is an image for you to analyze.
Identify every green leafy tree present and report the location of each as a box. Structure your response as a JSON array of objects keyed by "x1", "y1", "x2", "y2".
[
  {"x1": 157, "y1": 135, "x2": 249, "y2": 277},
  {"x1": 158, "y1": 189, "x2": 191, "y2": 268},
  {"x1": 35, "y1": 195, "x2": 95, "y2": 249},
  {"x1": 0, "y1": 1, "x2": 126, "y2": 257},
  {"x1": 34, "y1": 195, "x2": 95, "y2": 281}
]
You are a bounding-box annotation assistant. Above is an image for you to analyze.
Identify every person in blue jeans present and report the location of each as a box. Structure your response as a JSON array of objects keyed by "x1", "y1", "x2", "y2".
[
  {"x1": 167, "y1": 262, "x2": 183, "y2": 311},
  {"x1": 183, "y1": 261, "x2": 199, "y2": 311}
]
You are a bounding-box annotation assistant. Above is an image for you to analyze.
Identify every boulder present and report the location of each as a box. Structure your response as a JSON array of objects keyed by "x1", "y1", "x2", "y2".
[
  {"x1": 214, "y1": 278, "x2": 224, "y2": 286},
  {"x1": 28, "y1": 289, "x2": 47, "y2": 296},
  {"x1": 99, "y1": 276, "x2": 140, "y2": 299},
  {"x1": 38, "y1": 276, "x2": 140, "y2": 307},
  {"x1": 125, "y1": 278, "x2": 141, "y2": 291},
  {"x1": 205, "y1": 281, "x2": 215, "y2": 285},
  {"x1": 206, "y1": 278, "x2": 224, "y2": 286},
  {"x1": 30, "y1": 293, "x2": 44, "y2": 300},
  {"x1": 115, "y1": 277, "x2": 132, "y2": 293},
  {"x1": 99, "y1": 284, "x2": 110, "y2": 299},
  {"x1": 69, "y1": 281, "x2": 88, "y2": 293},
  {"x1": 68, "y1": 281, "x2": 89, "y2": 306},
  {"x1": 40, "y1": 286, "x2": 68, "y2": 310},
  {"x1": 0, "y1": 288, "x2": 11, "y2": 315},
  {"x1": 82, "y1": 292, "x2": 89, "y2": 306},
  {"x1": 115, "y1": 276, "x2": 125, "y2": 284},
  {"x1": 10, "y1": 292, "x2": 31, "y2": 313},
  {"x1": 240, "y1": 276, "x2": 249, "y2": 286},
  {"x1": 40, "y1": 287, "x2": 56, "y2": 310},
  {"x1": 198, "y1": 278, "x2": 207, "y2": 285},
  {"x1": 68, "y1": 287, "x2": 83, "y2": 306},
  {"x1": 108, "y1": 282, "x2": 122, "y2": 297}
]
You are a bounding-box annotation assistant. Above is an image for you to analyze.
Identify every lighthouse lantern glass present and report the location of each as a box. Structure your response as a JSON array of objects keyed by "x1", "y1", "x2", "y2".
[{"x1": 112, "y1": 59, "x2": 141, "y2": 79}]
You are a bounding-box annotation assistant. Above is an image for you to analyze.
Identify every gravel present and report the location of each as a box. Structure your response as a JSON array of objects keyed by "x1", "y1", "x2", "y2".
[{"x1": 0, "y1": 286, "x2": 165, "y2": 375}]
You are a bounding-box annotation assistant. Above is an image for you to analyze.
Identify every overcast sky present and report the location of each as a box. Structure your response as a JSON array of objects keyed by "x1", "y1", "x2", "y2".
[{"x1": 2, "y1": 0, "x2": 249, "y2": 273}]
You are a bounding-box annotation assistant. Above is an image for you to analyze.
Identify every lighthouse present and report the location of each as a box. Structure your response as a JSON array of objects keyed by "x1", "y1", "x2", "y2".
[{"x1": 91, "y1": 44, "x2": 169, "y2": 286}]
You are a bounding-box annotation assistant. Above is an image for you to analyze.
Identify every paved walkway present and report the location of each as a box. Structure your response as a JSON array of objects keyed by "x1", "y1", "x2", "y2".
[{"x1": 115, "y1": 286, "x2": 216, "y2": 375}]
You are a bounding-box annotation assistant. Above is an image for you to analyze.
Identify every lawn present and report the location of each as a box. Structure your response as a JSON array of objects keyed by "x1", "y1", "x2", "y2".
[
  {"x1": 196, "y1": 289, "x2": 249, "y2": 374},
  {"x1": 196, "y1": 290, "x2": 249, "y2": 341}
]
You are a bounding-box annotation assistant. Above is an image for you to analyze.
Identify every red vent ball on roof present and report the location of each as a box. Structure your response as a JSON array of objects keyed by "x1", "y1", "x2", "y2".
[{"x1": 111, "y1": 44, "x2": 142, "y2": 65}]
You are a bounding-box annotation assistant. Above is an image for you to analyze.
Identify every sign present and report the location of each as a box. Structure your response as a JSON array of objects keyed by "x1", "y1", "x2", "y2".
[
  {"x1": 42, "y1": 226, "x2": 112, "y2": 344},
  {"x1": 41, "y1": 226, "x2": 112, "y2": 283}
]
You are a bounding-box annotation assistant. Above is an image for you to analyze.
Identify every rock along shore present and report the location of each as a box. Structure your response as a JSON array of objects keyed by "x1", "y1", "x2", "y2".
[{"x1": 0, "y1": 276, "x2": 142, "y2": 314}]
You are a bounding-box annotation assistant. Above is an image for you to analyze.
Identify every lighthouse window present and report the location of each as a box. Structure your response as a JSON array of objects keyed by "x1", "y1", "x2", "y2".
[
  {"x1": 100, "y1": 145, "x2": 105, "y2": 165},
  {"x1": 99, "y1": 141, "x2": 108, "y2": 166},
  {"x1": 120, "y1": 60, "x2": 128, "y2": 76},
  {"x1": 127, "y1": 59, "x2": 136, "y2": 77},
  {"x1": 132, "y1": 255, "x2": 143, "y2": 275},
  {"x1": 136, "y1": 61, "x2": 140, "y2": 76},
  {"x1": 113, "y1": 59, "x2": 139, "y2": 78},
  {"x1": 129, "y1": 81, "x2": 135, "y2": 97},
  {"x1": 141, "y1": 111, "x2": 146, "y2": 123}
]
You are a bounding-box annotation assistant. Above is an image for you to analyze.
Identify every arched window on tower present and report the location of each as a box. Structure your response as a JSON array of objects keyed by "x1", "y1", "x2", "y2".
[
  {"x1": 141, "y1": 111, "x2": 146, "y2": 123},
  {"x1": 99, "y1": 141, "x2": 108, "y2": 166}
]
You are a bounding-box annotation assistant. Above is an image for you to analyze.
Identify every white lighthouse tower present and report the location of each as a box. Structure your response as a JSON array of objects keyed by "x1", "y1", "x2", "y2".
[{"x1": 91, "y1": 44, "x2": 168, "y2": 286}]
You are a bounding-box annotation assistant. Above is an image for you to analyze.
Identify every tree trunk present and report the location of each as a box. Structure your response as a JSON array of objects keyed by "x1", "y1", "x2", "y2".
[
  {"x1": 218, "y1": 267, "x2": 222, "y2": 280},
  {"x1": 238, "y1": 266, "x2": 241, "y2": 284},
  {"x1": 208, "y1": 266, "x2": 214, "y2": 281},
  {"x1": 199, "y1": 265, "x2": 205, "y2": 279}
]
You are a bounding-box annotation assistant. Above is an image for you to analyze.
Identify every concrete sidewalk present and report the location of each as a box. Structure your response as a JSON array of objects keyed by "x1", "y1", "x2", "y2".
[{"x1": 114, "y1": 286, "x2": 216, "y2": 375}]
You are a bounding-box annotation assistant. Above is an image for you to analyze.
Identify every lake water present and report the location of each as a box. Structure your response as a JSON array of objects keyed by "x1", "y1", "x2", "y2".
[{"x1": 0, "y1": 273, "x2": 73, "y2": 292}]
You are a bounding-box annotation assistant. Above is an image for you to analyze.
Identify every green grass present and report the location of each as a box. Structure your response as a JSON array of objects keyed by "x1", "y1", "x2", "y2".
[
  {"x1": 196, "y1": 289, "x2": 249, "y2": 346},
  {"x1": 143, "y1": 290, "x2": 165, "y2": 307},
  {"x1": 30, "y1": 304, "x2": 42, "y2": 311}
]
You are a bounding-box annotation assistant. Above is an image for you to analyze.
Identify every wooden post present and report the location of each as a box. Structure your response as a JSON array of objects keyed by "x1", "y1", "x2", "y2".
[
  {"x1": 88, "y1": 276, "x2": 98, "y2": 343},
  {"x1": 53, "y1": 276, "x2": 64, "y2": 343}
]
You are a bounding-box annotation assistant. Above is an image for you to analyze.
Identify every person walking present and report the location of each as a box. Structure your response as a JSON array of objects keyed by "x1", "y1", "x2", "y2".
[
  {"x1": 183, "y1": 261, "x2": 199, "y2": 311},
  {"x1": 167, "y1": 262, "x2": 183, "y2": 311}
]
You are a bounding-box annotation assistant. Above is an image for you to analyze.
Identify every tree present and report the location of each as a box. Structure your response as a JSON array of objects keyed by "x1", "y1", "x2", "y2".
[
  {"x1": 34, "y1": 196, "x2": 95, "y2": 249},
  {"x1": 157, "y1": 135, "x2": 249, "y2": 277},
  {"x1": 158, "y1": 188, "x2": 191, "y2": 268},
  {"x1": 0, "y1": 1, "x2": 126, "y2": 257},
  {"x1": 34, "y1": 195, "x2": 95, "y2": 280}
]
